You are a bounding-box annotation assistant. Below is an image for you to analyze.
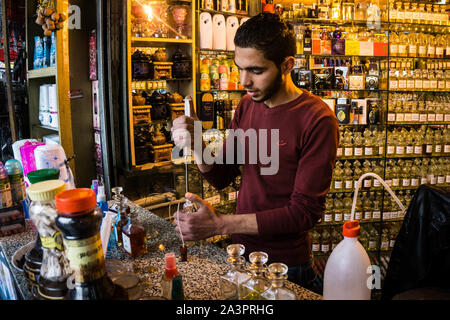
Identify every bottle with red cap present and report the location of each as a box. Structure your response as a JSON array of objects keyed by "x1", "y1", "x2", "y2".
[
  {"x1": 54, "y1": 188, "x2": 128, "y2": 300},
  {"x1": 323, "y1": 220, "x2": 372, "y2": 300},
  {"x1": 161, "y1": 252, "x2": 184, "y2": 300}
]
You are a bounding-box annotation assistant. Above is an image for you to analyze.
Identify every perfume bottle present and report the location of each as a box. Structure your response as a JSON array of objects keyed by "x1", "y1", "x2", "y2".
[
  {"x1": 239, "y1": 252, "x2": 270, "y2": 300},
  {"x1": 122, "y1": 210, "x2": 146, "y2": 257},
  {"x1": 110, "y1": 187, "x2": 131, "y2": 247},
  {"x1": 260, "y1": 263, "x2": 297, "y2": 300},
  {"x1": 219, "y1": 244, "x2": 251, "y2": 300},
  {"x1": 161, "y1": 252, "x2": 185, "y2": 300}
]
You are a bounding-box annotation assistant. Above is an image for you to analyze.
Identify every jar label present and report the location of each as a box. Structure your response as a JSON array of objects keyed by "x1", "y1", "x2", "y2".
[
  {"x1": 41, "y1": 231, "x2": 64, "y2": 251},
  {"x1": 383, "y1": 212, "x2": 391, "y2": 220},
  {"x1": 412, "y1": 113, "x2": 420, "y2": 122},
  {"x1": 334, "y1": 213, "x2": 343, "y2": 222},
  {"x1": 334, "y1": 180, "x2": 343, "y2": 189},
  {"x1": 369, "y1": 241, "x2": 377, "y2": 249},
  {"x1": 344, "y1": 147, "x2": 353, "y2": 157},
  {"x1": 435, "y1": 145, "x2": 442, "y2": 153},
  {"x1": 354, "y1": 147, "x2": 363, "y2": 156},
  {"x1": 312, "y1": 244, "x2": 320, "y2": 252},
  {"x1": 387, "y1": 146, "x2": 395, "y2": 154},
  {"x1": 404, "y1": 113, "x2": 413, "y2": 122},
  {"x1": 428, "y1": 114, "x2": 436, "y2": 122},
  {"x1": 321, "y1": 244, "x2": 330, "y2": 253},
  {"x1": 396, "y1": 113, "x2": 405, "y2": 122},
  {"x1": 438, "y1": 176, "x2": 445, "y2": 184},
  {"x1": 402, "y1": 179, "x2": 410, "y2": 187},
  {"x1": 393, "y1": 178, "x2": 400, "y2": 187},
  {"x1": 414, "y1": 146, "x2": 422, "y2": 154},
  {"x1": 364, "y1": 179, "x2": 372, "y2": 188},
  {"x1": 406, "y1": 146, "x2": 413, "y2": 154},
  {"x1": 421, "y1": 177, "x2": 428, "y2": 185},
  {"x1": 64, "y1": 234, "x2": 106, "y2": 283},
  {"x1": 446, "y1": 175, "x2": 450, "y2": 184},
  {"x1": 374, "y1": 180, "x2": 381, "y2": 187},
  {"x1": 364, "y1": 211, "x2": 372, "y2": 220},
  {"x1": 426, "y1": 144, "x2": 433, "y2": 153},
  {"x1": 324, "y1": 214, "x2": 332, "y2": 222},
  {"x1": 344, "y1": 213, "x2": 352, "y2": 221},
  {"x1": 355, "y1": 212, "x2": 363, "y2": 220},
  {"x1": 388, "y1": 113, "x2": 396, "y2": 122},
  {"x1": 379, "y1": 146, "x2": 384, "y2": 155},
  {"x1": 337, "y1": 147, "x2": 343, "y2": 157},
  {"x1": 389, "y1": 240, "x2": 396, "y2": 248},
  {"x1": 364, "y1": 147, "x2": 373, "y2": 156},
  {"x1": 396, "y1": 146, "x2": 405, "y2": 154},
  {"x1": 436, "y1": 114, "x2": 444, "y2": 122},
  {"x1": 411, "y1": 178, "x2": 419, "y2": 187},
  {"x1": 228, "y1": 192, "x2": 237, "y2": 201},
  {"x1": 345, "y1": 180, "x2": 353, "y2": 189},
  {"x1": 444, "y1": 145, "x2": 450, "y2": 153}
]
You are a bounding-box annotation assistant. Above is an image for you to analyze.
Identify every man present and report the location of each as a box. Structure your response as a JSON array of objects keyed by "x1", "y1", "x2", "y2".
[{"x1": 172, "y1": 13, "x2": 339, "y2": 294}]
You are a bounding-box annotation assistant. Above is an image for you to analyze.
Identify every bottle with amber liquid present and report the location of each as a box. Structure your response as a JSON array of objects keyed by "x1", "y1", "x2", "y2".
[{"x1": 122, "y1": 210, "x2": 147, "y2": 257}]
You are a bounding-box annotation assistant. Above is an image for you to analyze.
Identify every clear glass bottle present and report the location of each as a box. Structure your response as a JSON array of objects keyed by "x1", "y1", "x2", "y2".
[
  {"x1": 362, "y1": 191, "x2": 373, "y2": 222},
  {"x1": 389, "y1": 29, "x2": 399, "y2": 57},
  {"x1": 343, "y1": 160, "x2": 354, "y2": 191},
  {"x1": 239, "y1": 252, "x2": 271, "y2": 300},
  {"x1": 333, "y1": 193, "x2": 344, "y2": 223},
  {"x1": 427, "y1": 34, "x2": 436, "y2": 58},
  {"x1": 392, "y1": 160, "x2": 401, "y2": 188},
  {"x1": 354, "y1": 192, "x2": 364, "y2": 221},
  {"x1": 331, "y1": 227, "x2": 341, "y2": 251},
  {"x1": 333, "y1": 161, "x2": 344, "y2": 191},
  {"x1": 411, "y1": 159, "x2": 421, "y2": 188},
  {"x1": 343, "y1": 193, "x2": 353, "y2": 222},
  {"x1": 353, "y1": 132, "x2": 364, "y2": 158},
  {"x1": 359, "y1": 225, "x2": 369, "y2": 250},
  {"x1": 323, "y1": 195, "x2": 334, "y2": 224},
  {"x1": 220, "y1": 244, "x2": 251, "y2": 300},
  {"x1": 368, "y1": 225, "x2": 379, "y2": 252},
  {"x1": 362, "y1": 160, "x2": 373, "y2": 189},
  {"x1": 321, "y1": 228, "x2": 331, "y2": 255},
  {"x1": 432, "y1": 129, "x2": 443, "y2": 156},
  {"x1": 343, "y1": 130, "x2": 354, "y2": 158},
  {"x1": 386, "y1": 131, "x2": 396, "y2": 156},
  {"x1": 310, "y1": 229, "x2": 321, "y2": 254},
  {"x1": 380, "y1": 226, "x2": 390, "y2": 251},
  {"x1": 260, "y1": 263, "x2": 297, "y2": 300},
  {"x1": 423, "y1": 129, "x2": 434, "y2": 155},
  {"x1": 395, "y1": 2, "x2": 404, "y2": 23},
  {"x1": 372, "y1": 192, "x2": 382, "y2": 221},
  {"x1": 398, "y1": 30, "x2": 408, "y2": 57},
  {"x1": 417, "y1": 28, "x2": 428, "y2": 58}
]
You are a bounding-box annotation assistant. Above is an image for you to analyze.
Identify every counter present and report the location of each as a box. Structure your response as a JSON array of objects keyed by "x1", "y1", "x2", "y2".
[{"x1": 0, "y1": 202, "x2": 322, "y2": 300}]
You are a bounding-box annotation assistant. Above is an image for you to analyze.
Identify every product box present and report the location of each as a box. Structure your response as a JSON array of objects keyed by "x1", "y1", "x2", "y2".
[
  {"x1": 349, "y1": 75, "x2": 365, "y2": 90},
  {"x1": 359, "y1": 41, "x2": 374, "y2": 56},
  {"x1": 293, "y1": 69, "x2": 312, "y2": 90},
  {"x1": 351, "y1": 99, "x2": 368, "y2": 125},
  {"x1": 334, "y1": 66, "x2": 349, "y2": 90},
  {"x1": 312, "y1": 67, "x2": 334, "y2": 90},
  {"x1": 331, "y1": 39, "x2": 345, "y2": 55},
  {"x1": 335, "y1": 98, "x2": 351, "y2": 125}
]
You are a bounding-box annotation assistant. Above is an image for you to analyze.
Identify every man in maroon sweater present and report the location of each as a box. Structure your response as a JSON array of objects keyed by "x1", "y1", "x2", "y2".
[{"x1": 172, "y1": 13, "x2": 339, "y2": 294}]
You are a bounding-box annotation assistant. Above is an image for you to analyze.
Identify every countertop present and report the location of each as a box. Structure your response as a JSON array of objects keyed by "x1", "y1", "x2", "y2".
[{"x1": 0, "y1": 202, "x2": 322, "y2": 300}]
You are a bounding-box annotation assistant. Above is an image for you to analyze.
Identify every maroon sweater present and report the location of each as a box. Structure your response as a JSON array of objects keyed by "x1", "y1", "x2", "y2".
[{"x1": 202, "y1": 90, "x2": 339, "y2": 266}]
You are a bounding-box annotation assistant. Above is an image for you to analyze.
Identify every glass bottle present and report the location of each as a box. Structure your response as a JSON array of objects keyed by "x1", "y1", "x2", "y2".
[
  {"x1": 372, "y1": 192, "x2": 382, "y2": 221},
  {"x1": 389, "y1": 29, "x2": 399, "y2": 57},
  {"x1": 389, "y1": 224, "x2": 397, "y2": 249},
  {"x1": 353, "y1": 160, "x2": 363, "y2": 190},
  {"x1": 443, "y1": 127, "x2": 450, "y2": 155},
  {"x1": 428, "y1": 159, "x2": 438, "y2": 185},
  {"x1": 427, "y1": 34, "x2": 436, "y2": 58},
  {"x1": 122, "y1": 210, "x2": 146, "y2": 258},
  {"x1": 239, "y1": 252, "x2": 271, "y2": 300},
  {"x1": 333, "y1": 193, "x2": 344, "y2": 223},
  {"x1": 331, "y1": 227, "x2": 341, "y2": 251},
  {"x1": 55, "y1": 189, "x2": 128, "y2": 300},
  {"x1": 437, "y1": 159, "x2": 446, "y2": 186},
  {"x1": 310, "y1": 229, "x2": 321, "y2": 254},
  {"x1": 337, "y1": 130, "x2": 344, "y2": 158},
  {"x1": 343, "y1": 161, "x2": 354, "y2": 191},
  {"x1": 411, "y1": 159, "x2": 420, "y2": 188},
  {"x1": 398, "y1": 30, "x2": 408, "y2": 57},
  {"x1": 110, "y1": 187, "x2": 131, "y2": 247},
  {"x1": 395, "y1": 2, "x2": 404, "y2": 23},
  {"x1": 27, "y1": 180, "x2": 71, "y2": 300},
  {"x1": 343, "y1": 130, "x2": 354, "y2": 158},
  {"x1": 419, "y1": 159, "x2": 429, "y2": 185},
  {"x1": 395, "y1": 129, "x2": 406, "y2": 156},
  {"x1": 405, "y1": 128, "x2": 414, "y2": 155},
  {"x1": 372, "y1": 160, "x2": 384, "y2": 189},
  {"x1": 417, "y1": 28, "x2": 428, "y2": 58},
  {"x1": 353, "y1": 132, "x2": 364, "y2": 158},
  {"x1": 260, "y1": 263, "x2": 296, "y2": 300},
  {"x1": 359, "y1": 225, "x2": 369, "y2": 250},
  {"x1": 423, "y1": 129, "x2": 433, "y2": 155},
  {"x1": 343, "y1": 193, "x2": 353, "y2": 222},
  {"x1": 354, "y1": 192, "x2": 364, "y2": 221},
  {"x1": 323, "y1": 195, "x2": 334, "y2": 224},
  {"x1": 362, "y1": 191, "x2": 373, "y2": 222},
  {"x1": 220, "y1": 244, "x2": 251, "y2": 300},
  {"x1": 368, "y1": 225, "x2": 379, "y2": 252},
  {"x1": 362, "y1": 160, "x2": 372, "y2": 189},
  {"x1": 411, "y1": 3, "x2": 420, "y2": 25},
  {"x1": 333, "y1": 161, "x2": 344, "y2": 191},
  {"x1": 401, "y1": 160, "x2": 412, "y2": 188},
  {"x1": 386, "y1": 131, "x2": 396, "y2": 156},
  {"x1": 380, "y1": 226, "x2": 390, "y2": 251},
  {"x1": 432, "y1": 129, "x2": 443, "y2": 156},
  {"x1": 435, "y1": 34, "x2": 445, "y2": 59},
  {"x1": 382, "y1": 193, "x2": 392, "y2": 221},
  {"x1": 321, "y1": 228, "x2": 331, "y2": 255},
  {"x1": 376, "y1": 131, "x2": 385, "y2": 156},
  {"x1": 392, "y1": 160, "x2": 401, "y2": 188},
  {"x1": 418, "y1": 3, "x2": 426, "y2": 24}
]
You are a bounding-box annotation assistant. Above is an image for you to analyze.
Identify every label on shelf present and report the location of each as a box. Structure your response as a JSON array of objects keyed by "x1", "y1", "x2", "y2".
[
  {"x1": 345, "y1": 180, "x2": 353, "y2": 190},
  {"x1": 392, "y1": 178, "x2": 400, "y2": 187},
  {"x1": 312, "y1": 244, "x2": 320, "y2": 252},
  {"x1": 387, "y1": 145, "x2": 395, "y2": 155},
  {"x1": 438, "y1": 176, "x2": 445, "y2": 184},
  {"x1": 406, "y1": 146, "x2": 414, "y2": 154},
  {"x1": 420, "y1": 114, "x2": 428, "y2": 122},
  {"x1": 436, "y1": 114, "x2": 444, "y2": 122},
  {"x1": 355, "y1": 211, "x2": 363, "y2": 220},
  {"x1": 373, "y1": 211, "x2": 381, "y2": 220},
  {"x1": 344, "y1": 147, "x2": 353, "y2": 157},
  {"x1": 334, "y1": 213, "x2": 343, "y2": 222},
  {"x1": 374, "y1": 179, "x2": 381, "y2": 187},
  {"x1": 411, "y1": 178, "x2": 419, "y2": 187},
  {"x1": 412, "y1": 113, "x2": 420, "y2": 122},
  {"x1": 435, "y1": 145, "x2": 442, "y2": 154},
  {"x1": 364, "y1": 179, "x2": 372, "y2": 188},
  {"x1": 428, "y1": 113, "x2": 436, "y2": 122},
  {"x1": 421, "y1": 177, "x2": 428, "y2": 185},
  {"x1": 402, "y1": 179, "x2": 411, "y2": 187},
  {"x1": 383, "y1": 212, "x2": 391, "y2": 220},
  {"x1": 364, "y1": 211, "x2": 372, "y2": 220},
  {"x1": 396, "y1": 146, "x2": 405, "y2": 155},
  {"x1": 396, "y1": 113, "x2": 405, "y2": 122},
  {"x1": 426, "y1": 144, "x2": 433, "y2": 154},
  {"x1": 388, "y1": 113, "x2": 396, "y2": 122},
  {"x1": 364, "y1": 147, "x2": 373, "y2": 156},
  {"x1": 414, "y1": 145, "x2": 422, "y2": 155},
  {"x1": 445, "y1": 145, "x2": 450, "y2": 154},
  {"x1": 415, "y1": 79, "x2": 423, "y2": 89},
  {"x1": 389, "y1": 79, "x2": 398, "y2": 90},
  {"x1": 354, "y1": 147, "x2": 363, "y2": 156},
  {"x1": 422, "y1": 80, "x2": 430, "y2": 90},
  {"x1": 324, "y1": 214, "x2": 333, "y2": 222}
]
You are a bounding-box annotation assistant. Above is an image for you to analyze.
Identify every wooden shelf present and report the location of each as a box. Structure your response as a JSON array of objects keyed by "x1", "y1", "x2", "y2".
[
  {"x1": 131, "y1": 37, "x2": 193, "y2": 45},
  {"x1": 32, "y1": 124, "x2": 59, "y2": 132},
  {"x1": 27, "y1": 66, "x2": 57, "y2": 79}
]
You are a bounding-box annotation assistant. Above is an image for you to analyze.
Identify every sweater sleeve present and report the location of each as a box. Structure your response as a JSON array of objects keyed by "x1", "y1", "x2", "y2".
[
  {"x1": 255, "y1": 114, "x2": 339, "y2": 237},
  {"x1": 200, "y1": 101, "x2": 243, "y2": 190}
]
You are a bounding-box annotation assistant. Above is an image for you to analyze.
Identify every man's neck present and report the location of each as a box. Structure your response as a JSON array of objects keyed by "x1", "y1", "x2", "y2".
[{"x1": 264, "y1": 78, "x2": 303, "y2": 109}]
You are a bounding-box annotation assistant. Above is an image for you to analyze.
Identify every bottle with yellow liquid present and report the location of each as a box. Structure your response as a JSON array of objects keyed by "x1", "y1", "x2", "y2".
[{"x1": 239, "y1": 252, "x2": 270, "y2": 300}]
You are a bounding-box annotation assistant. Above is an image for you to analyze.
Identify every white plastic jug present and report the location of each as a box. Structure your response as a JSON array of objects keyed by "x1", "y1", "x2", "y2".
[
  {"x1": 323, "y1": 220, "x2": 371, "y2": 300},
  {"x1": 323, "y1": 172, "x2": 406, "y2": 300}
]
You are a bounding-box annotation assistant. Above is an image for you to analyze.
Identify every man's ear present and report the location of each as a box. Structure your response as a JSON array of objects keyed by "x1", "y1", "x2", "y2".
[{"x1": 282, "y1": 56, "x2": 295, "y2": 75}]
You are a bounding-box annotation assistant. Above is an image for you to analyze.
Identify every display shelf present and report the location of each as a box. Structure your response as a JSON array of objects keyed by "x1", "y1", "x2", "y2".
[
  {"x1": 32, "y1": 124, "x2": 59, "y2": 132},
  {"x1": 286, "y1": 18, "x2": 389, "y2": 27},
  {"x1": 27, "y1": 66, "x2": 57, "y2": 79},
  {"x1": 296, "y1": 54, "x2": 389, "y2": 59},
  {"x1": 388, "y1": 89, "x2": 450, "y2": 93},
  {"x1": 387, "y1": 56, "x2": 450, "y2": 60},
  {"x1": 197, "y1": 9, "x2": 250, "y2": 18},
  {"x1": 131, "y1": 37, "x2": 193, "y2": 45}
]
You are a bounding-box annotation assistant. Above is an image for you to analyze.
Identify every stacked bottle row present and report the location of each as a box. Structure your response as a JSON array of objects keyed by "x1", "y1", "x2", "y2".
[
  {"x1": 220, "y1": 244, "x2": 296, "y2": 300},
  {"x1": 321, "y1": 189, "x2": 412, "y2": 224},
  {"x1": 389, "y1": 25, "x2": 449, "y2": 58},
  {"x1": 389, "y1": 2, "x2": 449, "y2": 26},
  {"x1": 311, "y1": 222, "x2": 403, "y2": 256},
  {"x1": 203, "y1": 176, "x2": 241, "y2": 209},
  {"x1": 332, "y1": 157, "x2": 450, "y2": 193},
  {"x1": 199, "y1": 55, "x2": 242, "y2": 92},
  {"x1": 388, "y1": 93, "x2": 450, "y2": 123},
  {"x1": 337, "y1": 128, "x2": 386, "y2": 159},
  {"x1": 388, "y1": 69, "x2": 450, "y2": 92},
  {"x1": 386, "y1": 126, "x2": 450, "y2": 157}
]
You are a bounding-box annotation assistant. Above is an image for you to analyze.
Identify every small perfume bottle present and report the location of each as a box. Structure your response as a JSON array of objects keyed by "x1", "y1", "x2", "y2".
[
  {"x1": 121, "y1": 210, "x2": 146, "y2": 257},
  {"x1": 161, "y1": 252, "x2": 185, "y2": 300},
  {"x1": 238, "y1": 251, "x2": 270, "y2": 300},
  {"x1": 110, "y1": 187, "x2": 130, "y2": 247},
  {"x1": 260, "y1": 263, "x2": 297, "y2": 300},
  {"x1": 219, "y1": 244, "x2": 251, "y2": 300}
]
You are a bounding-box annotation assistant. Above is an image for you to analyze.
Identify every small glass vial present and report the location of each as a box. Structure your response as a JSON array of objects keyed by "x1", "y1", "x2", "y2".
[
  {"x1": 122, "y1": 210, "x2": 146, "y2": 257},
  {"x1": 239, "y1": 251, "x2": 270, "y2": 300},
  {"x1": 260, "y1": 263, "x2": 297, "y2": 300},
  {"x1": 219, "y1": 244, "x2": 251, "y2": 300}
]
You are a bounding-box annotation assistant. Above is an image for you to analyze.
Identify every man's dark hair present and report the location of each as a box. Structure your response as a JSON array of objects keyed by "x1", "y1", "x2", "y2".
[{"x1": 234, "y1": 12, "x2": 296, "y2": 68}]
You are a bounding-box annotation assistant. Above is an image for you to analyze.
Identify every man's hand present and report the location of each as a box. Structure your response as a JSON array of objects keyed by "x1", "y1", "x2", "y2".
[
  {"x1": 171, "y1": 96, "x2": 198, "y2": 150},
  {"x1": 173, "y1": 192, "x2": 225, "y2": 241}
]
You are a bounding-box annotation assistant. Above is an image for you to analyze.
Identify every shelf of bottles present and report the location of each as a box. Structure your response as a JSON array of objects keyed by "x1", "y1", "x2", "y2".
[{"x1": 275, "y1": 0, "x2": 450, "y2": 285}]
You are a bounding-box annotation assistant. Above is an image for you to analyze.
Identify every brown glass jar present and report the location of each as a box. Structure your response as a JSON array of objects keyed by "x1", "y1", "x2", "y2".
[{"x1": 55, "y1": 188, "x2": 128, "y2": 300}]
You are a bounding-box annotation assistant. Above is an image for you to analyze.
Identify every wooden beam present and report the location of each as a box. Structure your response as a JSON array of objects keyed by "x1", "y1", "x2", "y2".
[{"x1": 2, "y1": 0, "x2": 18, "y2": 142}]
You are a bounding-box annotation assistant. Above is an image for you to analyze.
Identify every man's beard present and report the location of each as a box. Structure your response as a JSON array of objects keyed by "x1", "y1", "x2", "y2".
[{"x1": 251, "y1": 69, "x2": 283, "y2": 103}]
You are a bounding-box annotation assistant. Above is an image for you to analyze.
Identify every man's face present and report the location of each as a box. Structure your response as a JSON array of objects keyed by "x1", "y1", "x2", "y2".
[{"x1": 234, "y1": 46, "x2": 282, "y2": 103}]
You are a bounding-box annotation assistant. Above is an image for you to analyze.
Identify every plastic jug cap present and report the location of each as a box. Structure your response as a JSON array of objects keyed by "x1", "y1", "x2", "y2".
[{"x1": 343, "y1": 220, "x2": 360, "y2": 238}]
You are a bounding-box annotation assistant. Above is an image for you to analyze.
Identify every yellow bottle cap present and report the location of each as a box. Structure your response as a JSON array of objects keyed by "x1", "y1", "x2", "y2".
[{"x1": 26, "y1": 180, "x2": 66, "y2": 202}]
